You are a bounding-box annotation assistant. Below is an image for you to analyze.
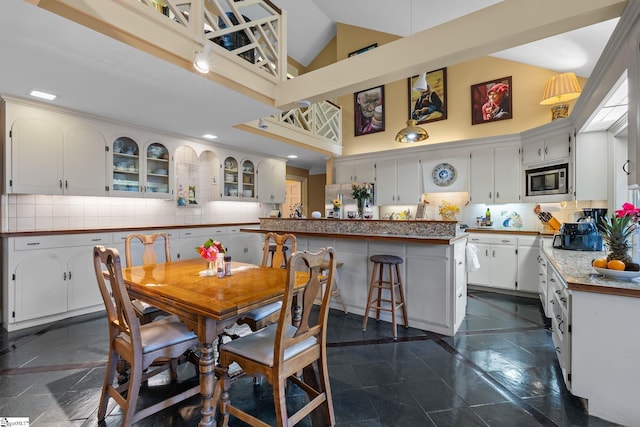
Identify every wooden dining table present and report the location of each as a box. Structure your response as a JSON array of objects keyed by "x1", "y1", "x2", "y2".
[{"x1": 119, "y1": 258, "x2": 310, "y2": 427}]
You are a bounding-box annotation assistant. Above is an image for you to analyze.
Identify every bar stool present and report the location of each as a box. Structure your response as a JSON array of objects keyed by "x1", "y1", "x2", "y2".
[
  {"x1": 316, "y1": 261, "x2": 348, "y2": 314},
  {"x1": 362, "y1": 254, "x2": 408, "y2": 340}
]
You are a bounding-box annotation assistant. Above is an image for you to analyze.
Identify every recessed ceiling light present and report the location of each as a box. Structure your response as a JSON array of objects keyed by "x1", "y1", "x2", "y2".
[
  {"x1": 29, "y1": 90, "x2": 56, "y2": 101},
  {"x1": 202, "y1": 134, "x2": 218, "y2": 139},
  {"x1": 287, "y1": 154, "x2": 298, "y2": 159}
]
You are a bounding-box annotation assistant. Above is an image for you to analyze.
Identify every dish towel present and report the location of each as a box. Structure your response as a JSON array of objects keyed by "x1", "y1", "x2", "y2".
[{"x1": 466, "y1": 243, "x2": 481, "y2": 272}]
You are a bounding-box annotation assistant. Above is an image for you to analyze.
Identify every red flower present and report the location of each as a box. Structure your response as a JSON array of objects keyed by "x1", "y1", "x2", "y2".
[{"x1": 615, "y1": 203, "x2": 640, "y2": 219}]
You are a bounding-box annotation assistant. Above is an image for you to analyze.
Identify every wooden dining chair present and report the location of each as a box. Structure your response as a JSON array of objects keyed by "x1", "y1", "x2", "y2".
[
  {"x1": 124, "y1": 232, "x2": 171, "y2": 324},
  {"x1": 236, "y1": 232, "x2": 297, "y2": 332},
  {"x1": 93, "y1": 245, "x2": 200, "y2": 427},
  {"x1": 215, "y1": 247, "x2": 337, "y2": 427}
]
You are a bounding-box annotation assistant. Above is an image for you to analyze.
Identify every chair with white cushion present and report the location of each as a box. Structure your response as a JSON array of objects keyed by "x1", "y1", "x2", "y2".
[
  {"x1": 93, "y1": 245, "x2": 199, "y2": 427},
  {"x1": 215, "y1": 247, "x2": 337, "y2": 427}
]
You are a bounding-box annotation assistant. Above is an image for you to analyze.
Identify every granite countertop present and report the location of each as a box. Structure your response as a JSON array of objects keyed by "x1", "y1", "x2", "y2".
[{"x1": 543, "y1": 246, "x2": 640, "y2": 298}]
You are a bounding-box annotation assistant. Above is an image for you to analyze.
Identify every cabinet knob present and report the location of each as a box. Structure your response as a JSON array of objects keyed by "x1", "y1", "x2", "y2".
[
  {"x1": 488, "y1": 192, "x2": 492, "y2": 199},
  {"x1": 496, "y1": 192, "x2": 500, "y2": 199},
  {"x1": 538, "y1": 148, "x2": 542, "y2": 156}
]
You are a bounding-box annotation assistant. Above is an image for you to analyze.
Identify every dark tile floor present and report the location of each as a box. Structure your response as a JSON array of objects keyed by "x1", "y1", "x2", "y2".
[{"x1": 0, "y1": 290, "x2": 621, "y2": 426}]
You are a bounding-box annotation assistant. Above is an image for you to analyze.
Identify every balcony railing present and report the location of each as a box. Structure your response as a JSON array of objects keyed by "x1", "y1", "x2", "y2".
[
  {"x1": 136, "y1": 0, "x2": 285, "y2": 81},
  {"x1": 276, "y1": 100, "x2": 342, "y2": 146}
]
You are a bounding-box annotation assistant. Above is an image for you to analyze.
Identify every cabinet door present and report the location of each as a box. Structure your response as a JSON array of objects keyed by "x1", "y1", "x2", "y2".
[
  {"x1": 575, "y1": 132, "x2": 608, "y2": 201},
  {"x1": 494, "y1": 146, "x2": 520, "y2": 203},
  {"x1": 222, "y1": 156, "x2": 240, "y2": 198},
  {"x1": 112, "y1": 137, "x2": 141, "y2": 196},
  {"x1": 522, "y1": 140, "x2": 545, "y2": 165},
  {"x1": 491, "y1": 245, "x2": 517, "y2": 289},
  {"x1": 334, "y1": 163, "x2": 354, "y2": 184},
  {"x1": 374, "y1": 159, "x2": 397, "y2": 205},
  {"x1": 355, "y1": 161, "x2": 376, "y2": 184},
  {"x1": 64, "y1": 126, "x2": 107, "y2": 196},
  {"x1": 241, "y1": 160, "x2": 257, "y2": 200},
  {"x1": 67, "y1": 246, "x2": 103, "y2": 310},
  {"x1": 469, "y1": 149, "x2": 494, "y2": 204},
  {"x1": 517, "y1": 241, "x2": 540, "y2": 293},
  {"x1": 257, "y1": 158, "x2": 285, "y2": 203},
  {"x1": 395, "y1": 158, "x2": 421, "y2": 204},
  {"x1": 544, "y1": 133, "x2": 570, "y2": 161},
  {"x1": 144, "y1": 142, "x2": 171, "y2": 198},
  {"x1": 467, "y1": 243, "x2": 491, "y2": 285},
  {"x1": 14, "y1": 252, "x2": 67, "y2": 322},
  {"x1": 335, "y1": 161, "x2": 375, "y2": 184},
  {"x1": 10, "y1": 118, "x2": 64, "y2": 194}
]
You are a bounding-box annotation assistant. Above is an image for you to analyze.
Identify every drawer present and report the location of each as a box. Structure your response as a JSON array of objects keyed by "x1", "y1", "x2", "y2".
[
  {"x1": 112, "y1": 229, "x2": 177, "y2": 244},
  {"x1": 14, "y1": 233, "x2": 111, "y2": 251},
  {"x1": 467, "y1": 235, "x2": 516, "y2": 246},
  {"x1": 179, "y1": 227, "x2": 227, "y2": 239}
]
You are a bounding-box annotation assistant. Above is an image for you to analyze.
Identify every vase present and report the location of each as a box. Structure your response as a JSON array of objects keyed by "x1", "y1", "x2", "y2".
[{"x1": 356, "y1": 198, "x2": 366, "y2": 219}]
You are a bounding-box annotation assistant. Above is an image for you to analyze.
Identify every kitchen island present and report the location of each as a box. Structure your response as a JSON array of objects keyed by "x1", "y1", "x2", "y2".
[
  {"x1": 246, "y1": 218, "x2": 468, "y2": 336},
  {"x1": 542, "y1": 246, "x2": 640, "y2": 426}
]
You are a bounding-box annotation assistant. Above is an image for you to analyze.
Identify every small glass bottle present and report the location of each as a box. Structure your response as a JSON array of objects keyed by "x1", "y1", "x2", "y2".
[
  {"x1": 224, "y1": 252, "x2": 232, "y2": 276},
  {"x1": 216, "y1": 253, "x2": 225, "y2": 278},
  {"x1": 486, "y1": 208, "x2": 491, "y2": 224}
]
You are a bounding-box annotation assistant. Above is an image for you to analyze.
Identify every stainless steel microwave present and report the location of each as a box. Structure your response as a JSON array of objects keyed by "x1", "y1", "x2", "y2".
[{"x1": 525, "y1": 162, "x2": 569, "y2": 196}]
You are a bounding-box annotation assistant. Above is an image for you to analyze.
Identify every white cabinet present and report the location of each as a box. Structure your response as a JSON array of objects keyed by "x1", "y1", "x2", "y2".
[
  {"x1": 222, "y1": 156, "x2": 256, "y2": 199},
  {"x1": 575, "y1": 131, "x2": 608, "y2": 201},
  {"x1": 334, "y1": 160, "x2": 375, "y2": 184},
  {"x1": 375, "y1": 158, "x2": 422, "y2": 205},
  {"x1": 3, "y1": 233, "x2": 110, "y2": 331},
  {"x1": 9, "y1": 118, "x2": 107, "y2": 196},
  {"x1": 257, "y1": 158, "x2": 286, "y2": 203},
  {"x1": 422, "y1": 156, "x2": 469, "y2": 193},
  {"x1": 404, "y1": 240, "x2": 467, "y2": 335},
  {"x1": 176, "y1": 227, "x2": 228, "y2": 261},
  {"x1": 522, "y1": 132, "x2": 571, "y2": 165},
  {"x1": 111, "y1": 137, "x2": 171, "y2": 198},
  {"x1": 517, "y1": 235, "x2": 542, "y2": 293},
  {"x1": 469, "y1": 146, "x2": 520, "y2": 204},
  {"x1": 538, "y1": 252, "x2": 550, "y2": 317},
  {"x1": 467, "y1": 234, "x2": 517, "y2": 289},
  {"x1": 548, "y1": 264, "x2": 571, "y2": 388},
  {"x1": 227, "y1": 227, "x2": 261, "y2": 264}
]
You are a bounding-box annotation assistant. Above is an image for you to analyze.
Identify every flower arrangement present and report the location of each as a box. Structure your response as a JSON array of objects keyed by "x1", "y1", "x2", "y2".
[
  {"x1": 351, "y1": 182, "x2": 372, "y2": 200},
  {"x1": 438, "y1": 201, "x2": 460, "y2": 220},
  {"x1": 332, "y1": 198, "x2": 342, "y2": 210},
  {"x1": 195, "y1": 239, "x2": 225, "y2": 261},
  {"x1": 290, "y1": 202, "x2": 304, "y2": 218}
]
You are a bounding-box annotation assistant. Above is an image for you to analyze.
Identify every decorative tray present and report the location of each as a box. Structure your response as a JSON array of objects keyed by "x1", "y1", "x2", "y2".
[{"x1": 592, "y1": 267, "x2": 640, "y2": 280}]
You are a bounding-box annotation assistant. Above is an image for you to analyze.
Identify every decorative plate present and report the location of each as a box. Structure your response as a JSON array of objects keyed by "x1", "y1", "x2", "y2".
[
  {"x1": 592, "y1": 266, "x2": 640, "y2": 280},
  {"x1": 432, "y1": 162, "x2": 457, "y2": 187}
]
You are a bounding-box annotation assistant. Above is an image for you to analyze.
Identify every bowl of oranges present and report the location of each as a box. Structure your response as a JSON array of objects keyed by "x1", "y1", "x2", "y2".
[{"x1": 592, "y1": 258, "x2": 640, "y2": 280}]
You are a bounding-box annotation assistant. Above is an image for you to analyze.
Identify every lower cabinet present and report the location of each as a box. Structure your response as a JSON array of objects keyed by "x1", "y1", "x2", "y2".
[
  {"x1": 517, "y1": 235, "x2": 542, "y2": 293},
  {"x1": 467, "y1": 234, "x2": 517, "y2": 289},
  {"x1": 4, "y1": 233, "x2": 111, "y2": 331}
]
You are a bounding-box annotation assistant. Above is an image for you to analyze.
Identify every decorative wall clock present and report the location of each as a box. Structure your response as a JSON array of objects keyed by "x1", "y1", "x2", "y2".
[{"x1": 432, "y1": 162, "x2": 457, "y2": 187}]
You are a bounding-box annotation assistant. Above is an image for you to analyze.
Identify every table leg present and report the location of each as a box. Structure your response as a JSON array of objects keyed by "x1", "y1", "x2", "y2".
[{"x1": 199, "y1": 341, "x2": 216, "y2": 427}]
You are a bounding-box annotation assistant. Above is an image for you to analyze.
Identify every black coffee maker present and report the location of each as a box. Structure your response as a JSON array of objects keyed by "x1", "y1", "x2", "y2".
[{"x1": 579, "y1": 208, "x2": 608, "y2": 231}]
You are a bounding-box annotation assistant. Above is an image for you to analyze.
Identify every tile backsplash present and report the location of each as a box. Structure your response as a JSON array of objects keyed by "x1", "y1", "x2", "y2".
[{"x1": 2, "y1": 194, "x2": 273, "y2": 232}]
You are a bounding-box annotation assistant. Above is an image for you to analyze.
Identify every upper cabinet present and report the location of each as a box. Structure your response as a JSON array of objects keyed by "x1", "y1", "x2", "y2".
[
  {"x1": 422, "y1": 155, "x2": 469, "y2": 193},
  {"x1": 222, "y1": 156, "x2": 256, "y2": 199},
  {"x1": 470, "y1": 146, "x2": 520, "y2": 204},
  {"x1": 522, "y1": 132, "x2": 571, "y2": 165},
  {"x1": 375, "y1": 158, "x2": 422, "y2": 205},
  {"x1": 111, "y1": 138, "x2": 171, "y2": 198},
  {"x1": 574, "y1": 131, "x2": 608, "y2": 201},
  {"x1": 9, "y1": 118, "x2": 107, "y2": 196},
  {"x1": 335, "y1": 160, "x2": 375, "y2": 184},
  {"x1": 257, "y1": 158, "x2": 286, "y2": 204}
]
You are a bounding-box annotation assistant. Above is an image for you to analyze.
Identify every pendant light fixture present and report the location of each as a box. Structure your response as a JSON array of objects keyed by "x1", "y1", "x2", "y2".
[{"x1": 395, "y1": 120, "x2": 429, "y2": 143}]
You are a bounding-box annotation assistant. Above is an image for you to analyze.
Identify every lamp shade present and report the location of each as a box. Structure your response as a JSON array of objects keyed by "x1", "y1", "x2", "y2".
[
  {"x1": 540, "y1": 72, "x2": 582, "y2": 105},
  {"x1": 413, "y1": 72, "x2": 428, "y2": 92},
  {"x1": 395, "y1": 120, "x2": 428, "y2": 143}
]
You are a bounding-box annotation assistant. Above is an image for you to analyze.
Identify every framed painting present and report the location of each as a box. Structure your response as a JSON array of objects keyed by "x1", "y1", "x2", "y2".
[
  {"x1": 471, "y1": 76, "x2": 512, "y2": 125},
  {"x1": 354, "y1": 85, "x2": 384, "y2": 136},
  {"x1": 408, "y1": 67, "x2": 447, "y2": 124},
  {"x1": 348, "y1": 43, "x2": 377, "y2": 57}
]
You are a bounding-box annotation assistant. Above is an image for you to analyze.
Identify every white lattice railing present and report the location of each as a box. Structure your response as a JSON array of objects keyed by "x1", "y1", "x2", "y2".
[
  {"x1": 277, "y1": 101, "x2": 342, "y2": 145},
  {"x1": 136, "y1": 0, "x2": 285, "y2": 81}
]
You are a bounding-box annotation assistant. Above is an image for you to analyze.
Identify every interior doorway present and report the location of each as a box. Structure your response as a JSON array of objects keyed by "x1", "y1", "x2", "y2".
[{"x1": 284, "y1": 176, "x2": 307, "y2": 217}]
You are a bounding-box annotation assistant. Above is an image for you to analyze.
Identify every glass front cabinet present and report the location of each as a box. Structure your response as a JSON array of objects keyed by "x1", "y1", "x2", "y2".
[
  {"x1": 222, "y1": 156, "x2": 255, "y2": 199},
  {"x1": 111, "y1": 137, "x2": 171, "y2": 198}
]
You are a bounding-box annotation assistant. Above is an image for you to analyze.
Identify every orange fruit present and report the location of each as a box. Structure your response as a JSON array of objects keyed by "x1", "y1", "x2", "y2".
[
  {"x1": 607, "y1": 259, "x2": 626, "y2": 271},
  {"x1": 592, "y1": 258, "x2": 607, "y2": 268}
]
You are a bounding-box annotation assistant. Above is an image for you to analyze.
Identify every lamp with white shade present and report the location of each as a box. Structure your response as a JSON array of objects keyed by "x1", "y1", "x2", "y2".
[{"x1": 540, "y1": 72, "x2": 582, "y2": 120}]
